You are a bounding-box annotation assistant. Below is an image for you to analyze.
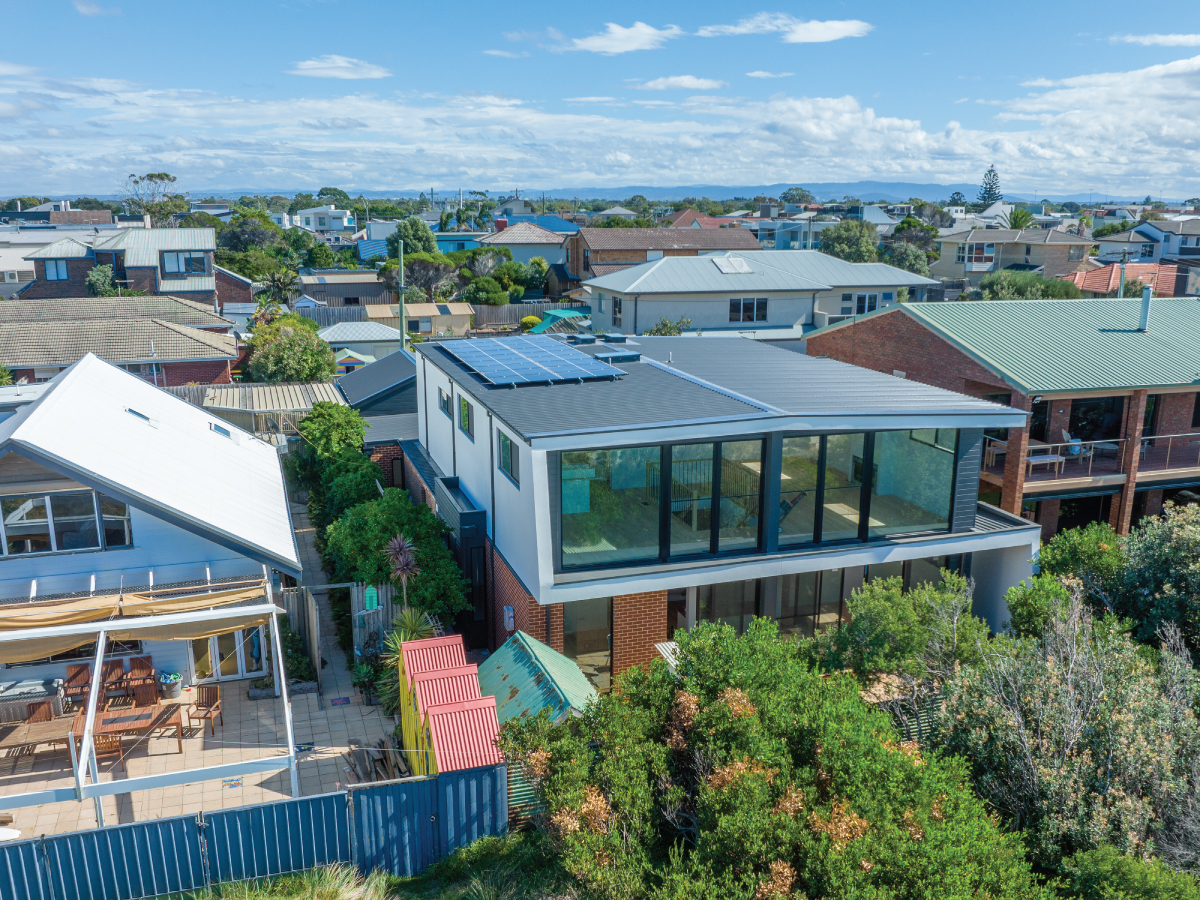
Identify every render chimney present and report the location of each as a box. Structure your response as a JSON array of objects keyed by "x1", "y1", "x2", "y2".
[{"x1": 1138, "y1": 285, "x2": 1152, "y2": 332}]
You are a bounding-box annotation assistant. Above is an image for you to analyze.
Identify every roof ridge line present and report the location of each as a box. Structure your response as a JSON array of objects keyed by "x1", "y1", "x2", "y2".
[{"x1": 640, "y1": 356, "x2": 785, "y2": 413}]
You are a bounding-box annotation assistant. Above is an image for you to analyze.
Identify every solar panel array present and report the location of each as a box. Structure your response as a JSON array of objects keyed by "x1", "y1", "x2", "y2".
[{"x1": 443, "y1": 336, "x2": 625, "y2": 386}]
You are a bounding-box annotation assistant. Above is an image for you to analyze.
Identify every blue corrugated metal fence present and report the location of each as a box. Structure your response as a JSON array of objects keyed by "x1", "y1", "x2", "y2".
[{"x1": 0, "y1": 765, "x2": 506, "y2": 900}]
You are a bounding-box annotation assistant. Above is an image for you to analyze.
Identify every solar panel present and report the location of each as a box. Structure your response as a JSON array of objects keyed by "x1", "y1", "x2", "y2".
[{"x1": 442, "y1": 336, "x2": 625, "y2": 385}]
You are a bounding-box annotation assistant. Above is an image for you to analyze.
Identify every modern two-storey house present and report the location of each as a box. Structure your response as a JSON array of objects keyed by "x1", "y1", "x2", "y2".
[
  {"x1": 396, "y1": 334, "x2": 1038, "y2": 690},
  {"x1": 930, "y1": 228, "x2": 1094, "y2": 285}
]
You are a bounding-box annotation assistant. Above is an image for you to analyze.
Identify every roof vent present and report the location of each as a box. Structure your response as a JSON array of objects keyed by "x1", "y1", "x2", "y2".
[
  {"x1": 601, "y1": 333, "x2": 627, "y2": 344},
  {"x1": 594, "y1": 350, "x2": 641, "y2": 364},
  {"x1": 568, "y1": 334, "x2": 596, "y2": 344}
]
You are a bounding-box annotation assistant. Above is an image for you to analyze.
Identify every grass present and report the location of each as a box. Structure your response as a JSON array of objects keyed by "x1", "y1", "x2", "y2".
[{"x1": 151, "y1": 833, "x2": 577, "y2": 900}]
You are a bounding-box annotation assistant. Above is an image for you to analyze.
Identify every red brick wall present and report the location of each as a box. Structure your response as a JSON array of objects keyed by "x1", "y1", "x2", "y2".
[
  {"x1": 401, "y1": 455, "x2": 437, "y2": 512},
  {"x1": 368, "y1": 445, "x2": 404, "y2": 486},
  {"x1": 1048, "y1": 400, "x2": 1072, "y2": 445},
  {"x1": 612, "y1": 591, "x2": 667, "y2": 677},
  {"x1": 21, "y1": 259, "x2": 92, "y2": 298},
  {"x1": 805, "y1": 309, "x2": 1012, "y2": 397},
  {"x1": 216, "y1": 268, "x2": 254, "y2": 307},
  {"x1": 1001, "y1": 391, "x2": 1033, "y2": 515},
  {"x1": 161, "y1": 360, "x2": 231, "y2": 385},
  {"x1": 489, "y1": 541, "x2": 544, "y2": 650},
  {"x1": 548, "y1": 603, "x2": 564, "y2": 652},
  {"x1": 1156, "y1": 392, "x2": 1198, "y2": 436},
  {"x1": 1038, "y1": 499, "x2": 1061, "y2": 542},
  {"x1": 126, "y1": 268, "x2": 158, "y2": 294}
]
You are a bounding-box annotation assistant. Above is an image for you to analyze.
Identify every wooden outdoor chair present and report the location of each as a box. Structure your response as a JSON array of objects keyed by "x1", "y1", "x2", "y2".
[
  {"x1": 188, "y1": 685, "x2": 222, "y2": 735},
  {"x1": 132, "y1": 683, "x2": 159, "y2": 709},
  {"x1": 25, "y1": 701, "x2": 53, "y2": 723},
  {"x1": 93, "y1": 734, "x2": 124, "y2": 771},
  {"x1": 65, "y1": 664, "x2": 91, "y2": 707},
  {"x1": 126, "y1": 656, "x2": 155, "y2": 689},
  {"x1": 100, "y1": 659, "x2": 127, "y2": 701}
]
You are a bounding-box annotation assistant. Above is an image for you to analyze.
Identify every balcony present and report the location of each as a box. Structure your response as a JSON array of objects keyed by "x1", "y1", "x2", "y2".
[{"x1": 982, "y1": 433, "x2": 1200, "y2": 491}]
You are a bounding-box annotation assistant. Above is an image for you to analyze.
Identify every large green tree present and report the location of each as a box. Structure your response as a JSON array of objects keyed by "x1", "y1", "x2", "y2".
[
  {"x1": 387, "y1": 217, "x2": 437, "y2": 257},
  {"x1": 780, "y1": 186, "x2": 815, "y2": 205},
  {"x1": 817, "y1": 219, "x2": 879, "y2": 263},
  {"x1": 247, "y1": 323, "x2": 335, "y2": 383},
  {"x1": 977, "y1": 165, "x2": 1003, "y2": 205},
  {"x1": 499, "y1": 620, "x2": 1052, "y2": 900},
  {"x1": 120, "y1": 172, "x2": 189, "y2": 226},
  {"x1": 885, "y1": 242, "x2": 930, "y2": 277}
]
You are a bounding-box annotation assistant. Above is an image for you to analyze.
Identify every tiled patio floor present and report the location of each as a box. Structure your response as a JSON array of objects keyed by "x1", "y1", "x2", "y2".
[{"x1": 0, "y1": 501, "x2": 394, "y2": 839}]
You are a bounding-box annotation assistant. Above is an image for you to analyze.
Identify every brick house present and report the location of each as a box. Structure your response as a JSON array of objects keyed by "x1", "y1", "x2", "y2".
[
  {"x1": 566, "y1": 227, "x2": 762, "y2": 280},
  {"x1": 21, "y1": 228, "x2": 218, "y2": 305},
  {"x1": 392, "y1": 334, "x2": 1039, "y2": 690},
  {"x1": 215, "y1": 265, "x2": 255, "y2": 307},
  {"x1": 804, "y1": 296, "x2": 1200, "y2": 539},
  {"x1": 931, "y1": 228, "x2": 1095, "y2": 285},
  {"x1": 0, "y1": 296, "x2": 236, "y2": 385}
]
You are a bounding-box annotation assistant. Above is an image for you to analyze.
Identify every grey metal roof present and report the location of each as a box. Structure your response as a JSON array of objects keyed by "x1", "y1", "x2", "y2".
[
  {"x1": 0, "y1": 296, "x2": 232, "y2": 328},
  {"x1": 0, "y1": 319, "x2": 236, "y2": 368},
  {"x1": 336, "y1": 348, "x2": 417, "y2": 406},
  {"x1": 166, "y1": 382, "x2": 344, "y2": 413},
  {"x1": 416, "y1": 335, "x2": 1018, "y2": 441},
  {"x1": 938, "y1": 228, "x2": 1093, "y2": 245},
  {"x1": 93, "y1": 227, "x2": 216, "y2": 265},
  {"x1": 363, "y1": 413, "x2": 420, "y2": 446},
  {"x1": 578, "y1": 227, "x2": 763, "y2": 251},
  {"x1": 725, "y1": 250, "x2": 939, "y2": 288},
  {"x1": 296, "y1": 306, "x2": 368, "y2": 328},
  {"x1": 23, "y1": 238, "x2": 91, "y2": 260},
  {"x1": 317, "y1": 321, "x2": 402, "y2": 343},
  {"x1": 584, "y1": 254, "x2": 831, "y2": 294}
]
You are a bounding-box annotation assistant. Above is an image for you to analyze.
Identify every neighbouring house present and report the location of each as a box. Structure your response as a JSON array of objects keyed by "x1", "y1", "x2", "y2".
[
  {"x1": 363, "y1": 303, "x2": 400, "y2": 331},
  {"x1": 317, "y1": 321, "x2": 402, "y2": 362},
  {"x1": 1, "y1": 199, "x2": 114, "y2": 226},
  {"x1": 0, "y1": 353, "x2": 301, "y2": 692},
  {"x1": 0, "y1": 295, "x2": 233, "y2": 334},
  {"x1": 335, "y1": 349, "x2": 374, "y2": 374},
  {"x1": 502, "y1": 215, "x2": 580, "y2": 235},
  {"x1": 434, "y1": 232, "x2": 486, "y2": 254},
  {"x1": 402, "y1": 302, "x2": 473, "y2": 337},
  {"x1": 494, "y1": 197, "x2": 536, "y2": 218},
  {"x1": 296, "y1": 271, "x2": 390, "y2": 307},
  {"x1": 931, "y1": 228, "x2": 1095, "y2": 284},
  {"x1": 477, "y1": 222, "x2": 567, "y2": 266},
  {"x1": 214, "y1": 265, "x2": 255, "y2": 308},
  {"x1": 1058, "y1": 262, "x2": 1191, "y2": 297},
  {"x1": 566, "y1": 227, "x2": 763, "y2": 280},
  {"x1": 266, "y1": 212, "x2": 290, "y2": 228},
  {"x1": 1095, "y1": 229, "x2": 1160, "y2": 263},
  {"x1": 165, "y1": 381, "x2": 345, "y2": 440},
  {"x1": 582, "y1": 250, "x2": 937, "y2": 339},
  {"x1": 1106, "y1": 219, "x2": 1200, "y2": 264},
  {"x1": 293, "y1": 205, "x2": 356, "y2": 233},
  {"x1": 336, "y1": 348, "x2": 417, "y2": 416},
  {"x1": 666, "y1": 208, "x2": 726, "y2": 229},
  {"x1": 395, "y1": 333, "x2": 1038, "y2": 689},
  {"x1": 20, "y1": 228, "x2": 218, "y2": 304},
  {"x1": 804, "y1": 296, "x2": 1200, "y2": 539},
  {"x1": 593, "y1": 206, "x2": 638, "y2": 222}
]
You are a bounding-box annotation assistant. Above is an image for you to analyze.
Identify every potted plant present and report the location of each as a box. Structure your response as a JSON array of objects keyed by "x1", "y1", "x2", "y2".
[{"x1": 353, "y1": 662, "x2": 380, "y2": 706}]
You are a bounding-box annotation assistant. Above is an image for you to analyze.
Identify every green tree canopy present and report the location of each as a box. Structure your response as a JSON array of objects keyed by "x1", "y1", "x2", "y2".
[
  {"x1": 296, "y1": 401, "x2": 367, "y2": 459},
  {"x1": 643, "y1": 316, "x2": 693, "y2": 336},
  {"x1": 977, "y1": 165, "x2": 1002, "y2": 205},
  {"x1": 305, "y1": 242, "x2": 335, "y2": 268},
  {"x1": 948, "y1": 191, "x2": 967, "y2": 206},
  {"x1": 120, "y1": 172, "x2": 188, "y2": 226},
  {"x1": 461, "y1": 275, "x2": 507, "y2": 306},
  {"x1": 219, "y1": 210, "x2": 283, "y2": 252},
  {"x1": 1122, "y1": 503, "x2": 1200, "y2": 649},
  {"x1": 1108, "y1": 277, "x2": 1151, "y2": 298},
  {"x1": 817, "y1": 219, "x2": 879, "y2": 263},
  {"x1": 979, "y1": 269, "x2": 1083, "y2": 300},
  {"x1": 316, "y1": 186, "x2": 352, "y2": 206},
  {"x1": 499, "y1": 619, "x2": 1051, "y2": 899},
  {"x1": 1001, "y1": 207, "x2": 1036, "y2": 230},
  {"x1": 1092, "y1": 220, "x2": 1134, "y2": 238},
  {"x1": 85, "y1": 265, "x2": 118, "y2": 297},
  {"x1": 247, "y1": 323, "x2": 335, "y2": 383},
  {"x1": 287, "y1": 192, "x2": 318, "y2": 215},
  {"x1": 780, "y1": 186, "x2": 815, "y2": 205},
  {"x1": 387, "y1": 217, "x2": 438, "y2": 257},
  {"x1": 885, "y1": 242, "x2": 930, "y2": 277}
]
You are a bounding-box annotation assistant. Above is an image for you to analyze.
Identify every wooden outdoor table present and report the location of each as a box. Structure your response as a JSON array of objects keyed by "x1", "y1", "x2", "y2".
[
  {"x1": 0, "y1": 717, "x2": 76, "y2": 752},
  {"x1": 72, "y1": 704, "x2": 184, "y2": 754}
]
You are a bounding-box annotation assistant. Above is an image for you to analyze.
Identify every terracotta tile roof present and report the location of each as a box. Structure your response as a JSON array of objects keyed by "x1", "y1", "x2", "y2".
[
  {"x1": 427, "y1": 695, "x2": 503, "y2": 773},
  {"x1": 0, "y1": 318, "x2": 237, "y2": 368},
  {"x1": 478, "y1": 222, "x2": 567, "y2": 245},
  {"x1": 577, "y1": 227, "x2": 762, "y2": 251},
  {"x1": 666, "y1": 209, "x2": 727, "y2": 229},
  {"x1": 588, "y1": 263, "x2": 636, "y2": 277},
  {"x1": 1058, "y1": 262, "x2": 1187, "y2": 296}
]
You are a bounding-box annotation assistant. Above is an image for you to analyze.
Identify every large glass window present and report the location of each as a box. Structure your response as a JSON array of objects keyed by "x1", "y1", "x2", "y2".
[
  {"x1": 698, "y1": 580, "x2": 759, "y2": 635},
  {"x1": 3, "y1": 495, "x2": 51, "y2": 555},
  {"x1": 780, "y1": 436, "x2": 819, "y2": 546},
  {"x1": 718, "y1": 440, "x2": 763, "y2": 551},
  {"x1": 668, "y1": 443, "x2": 713, "y2": 556},
  {"x1": 822, "y1": 433, "x2": 867, "y2": 542},
  {"x1": 777, "y1": 572, "x2": 818, "y2": 637},
  {"x1": 868, "y1": 430, "x2": 955, "y2": 539},
  {"x1": 1, "y1": 489, "x2": 133, "y2": 557},
  {"x1": 564, "y1": 596, "x2": 611, "y2": 691},
  {"x1": 99, "y1": 494, "x2": 134, "y2": 548},
  {"x1": 561, "y1": 447, "x2": 661, "y2": 567},
  {"x1": 1069, "y1": 396, "x2": 1125, "y2": 442},
  {"x1": 51, "y1": 491, "x2": 100, "y2": 551}
]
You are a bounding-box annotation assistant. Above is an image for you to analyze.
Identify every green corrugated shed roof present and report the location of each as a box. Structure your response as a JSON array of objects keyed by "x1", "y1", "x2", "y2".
[
  {"x1": 478, "y1": 630, "x2": 597, "y2": 725},
  {"x1": 809, "y1": 297, "x2": 1200, "y2": 395}
]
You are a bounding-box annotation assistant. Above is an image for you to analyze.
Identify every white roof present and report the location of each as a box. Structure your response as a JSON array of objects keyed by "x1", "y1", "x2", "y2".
[
  {"x1": 0, "y1": 354, "x2": 301, "y2": 575},
  {"x1": 296, "y1": 206, "x2": 351, "y2": 217},
  {"x1": 318, "y1": 321, "x2": 402, "y2": 343}
]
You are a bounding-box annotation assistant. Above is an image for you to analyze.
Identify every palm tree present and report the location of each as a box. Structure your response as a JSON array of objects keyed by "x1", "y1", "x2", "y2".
[
  {"x1": 1000, "y1": 208, "x2": 1036, "y2": 231},
  {"x1": 386, "y1": 534, "x2": 420, "y2": 610},
  {"x1": 251, "y1": 294, "x2": 281, "y2": 328},
  {"x1": 264, "y1": 269, "x2": 296, "y2": 305}
]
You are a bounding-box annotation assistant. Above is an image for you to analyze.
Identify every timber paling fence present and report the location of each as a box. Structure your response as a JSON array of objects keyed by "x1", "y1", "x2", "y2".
[
  {"x1": 0, "y1": 765, "x2": 507, "y2": 900},
  {"x1": 470, "y1": 300, "x2": 587, "y2": 326}
]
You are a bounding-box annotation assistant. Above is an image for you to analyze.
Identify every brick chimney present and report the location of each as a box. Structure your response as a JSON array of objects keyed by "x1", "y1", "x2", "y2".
[{"x1": 495, "y1": 218, "x2": 508, "y2": 232}]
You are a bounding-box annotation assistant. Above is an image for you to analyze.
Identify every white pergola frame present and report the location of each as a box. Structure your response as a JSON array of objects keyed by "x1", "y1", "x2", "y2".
[{"x1": 0, "y1": 588, "x2": 299, "y2": 822}]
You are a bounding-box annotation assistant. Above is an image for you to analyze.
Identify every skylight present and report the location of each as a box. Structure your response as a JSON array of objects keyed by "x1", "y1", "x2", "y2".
[{"x1": 713, "y1": 257, "x2": 752, "y2": 274}]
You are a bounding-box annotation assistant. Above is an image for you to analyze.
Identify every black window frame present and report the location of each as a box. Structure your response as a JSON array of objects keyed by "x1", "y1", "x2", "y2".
[
  {"x1": 555, "y1": 428, "x2": 961, "y2": 574},
  {"x1": 498, "y1": 430, "x2": 519, "y2": 485},
  {"x1": 438, "y1": 387, "x2": 451, "y2": 418}
]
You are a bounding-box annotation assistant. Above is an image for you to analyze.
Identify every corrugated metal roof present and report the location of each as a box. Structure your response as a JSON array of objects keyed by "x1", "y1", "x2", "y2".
[
  {"x1": 364, "y1": 304, "x2": 401, "y2": 320},
  {"x1": 414, "y1": 665, "x2": 482, "y2": 718},
  {"x1": 23, "y1": 238, "x2": 91, "y2": 259},
  {"x1": 938, "y1": 228, "x2": 1093, "y2": 245},
  {"x1": 361, "y1": 413, "x2": 419, "y2": 445},
  {"x1": 317, "y1": 321, "x2": 402, "y2": 343},
  {"x1": 505, "y1": 215, "x2": 580, "y2": 233},
  {"x1": 579, "y1": 227, "x2": 763, "y2": 251},
  {"x1": 296, "y1": 306, "x2": 368, "y2": 328},
  {"x1": 404, "y1": 303, "x2": 472, "y2": 317},
  {"x1": 0, "y1": 354, "x2": 301, "y2": 574},
  {"x1": 337, "y1": 349, "x2": 417, "y2": 406},
  {"x1": 727, "y1": 250, "x2": 938, "y2": 288},
  {"x1": 585, "y1": 254, "x2": 831, "y2": 294},
  {"x1": 0, "y1": 319, "x2": 237, "y2": 368},
  {"x1": 161, "y1": 274, "x2": 217, "y2": 293},
  {"x1": 0, "y1": 296, "x2": 231, "y2": 328},
  {"x1": 93, "y1": 227, "x2": 216, "y2": 265},
  {"x1": 427, "y1": 696, "x2": 503, "y2": 773},
  {"x1": 891, "y1": 298, "x2": 1200, "y2": 394},
  {"x1": 478, "y1": 631, "x2": 597, "y2": 725},
  {"x1": 298, "y1": 272, "x2": 380, "y2": 284},
  {"x1": 196, "y1": 382, "x2": 344, "y2": 413},
  {"x1": 401, "y1": 634, "x2": 467, "y2": 688}
]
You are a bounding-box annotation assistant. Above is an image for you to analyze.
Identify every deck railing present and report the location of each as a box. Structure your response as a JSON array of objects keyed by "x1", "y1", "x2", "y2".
[
  {"x1": 1140, "y1": 431, "x2": 1200, "y2": 472},
  {"x1": 984, "y1": 431, "x2": 1200, "y2": 481}
]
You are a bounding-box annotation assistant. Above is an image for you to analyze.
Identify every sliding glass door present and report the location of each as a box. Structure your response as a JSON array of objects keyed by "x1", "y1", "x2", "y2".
[{"x1": 190, "y1": 627, "x2": 266, "y2": 682}]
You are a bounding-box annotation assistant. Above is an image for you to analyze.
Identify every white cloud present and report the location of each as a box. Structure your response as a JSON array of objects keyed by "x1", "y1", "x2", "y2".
[
  {"x1": 287, "y1": 55, "x2": 391, "y2": 79},
  {"x1": 698, "y1": 13, "x2": 872, "y2": 43},
  {"x1": 568, "y1": 22, "x2": 683, "y2": 54},
  {"x1": 484, "y1": 50, "x2": 529, "y2": 58},
  {"x1": 746, "y1": 70, "x2": 794, "y2": 79},
  {"x1": 954, "y1": 97, "x2": 969, "y2": 103},
  {"x1": 564, "y1": 96, "x2": 619, "y2": 102},
  {"x1": 0, "y1": 62, "x2": 34, "y2": 76},
  {"x1": 73, "y1": 1, "x2": 120, "y2": 15},
  {"x1": 639, "y1": 75, "x2": 726, "y2": 91},
  {"x1": 1116, "y1": 33, "x2": 1200, "y2": 46}
]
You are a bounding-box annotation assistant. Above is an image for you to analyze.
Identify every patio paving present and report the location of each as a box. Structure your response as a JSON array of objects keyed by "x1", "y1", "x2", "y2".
[{"x1": 0, "y1": 501, "x2": 395, "y2": 840}]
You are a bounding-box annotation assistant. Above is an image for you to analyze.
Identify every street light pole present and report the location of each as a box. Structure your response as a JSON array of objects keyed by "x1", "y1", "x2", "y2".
[{"x1": 398, "y1": 238, "x2": 406, "y2": 350}]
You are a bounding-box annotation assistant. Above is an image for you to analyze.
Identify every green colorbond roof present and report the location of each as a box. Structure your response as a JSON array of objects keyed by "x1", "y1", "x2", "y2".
[
  {"x1": 478, "y1": 630, "x2": 597, "y2": 725},
  {"x1": 810, "y1": 298, "x2": 1200, "y2": 395}
]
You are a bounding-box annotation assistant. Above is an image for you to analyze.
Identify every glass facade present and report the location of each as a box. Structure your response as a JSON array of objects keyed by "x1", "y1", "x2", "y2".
[
  {"x1": 1, "y1": 490, "x2": 132, "y2": 557},
  {"x1": 564, "y1": 596, "x2": 612, "y2": 691},
  {"x1": 558, "y1": 430, "x2": 959, "y2": 570},
  {"x1": 698, "y1": 580, "x2": 759, "y2": 635}
]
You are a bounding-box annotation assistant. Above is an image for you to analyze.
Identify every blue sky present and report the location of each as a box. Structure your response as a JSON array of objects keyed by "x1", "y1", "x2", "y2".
[{"x1": 1, "y1": 0, "x2": 1199, "y2": 195}]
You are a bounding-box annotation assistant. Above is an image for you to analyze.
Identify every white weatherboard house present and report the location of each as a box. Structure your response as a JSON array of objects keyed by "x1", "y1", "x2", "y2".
[
  {"x1": 583, "y1": 250, "x2": 938, "y2": 339},
  {"x1": 404, "y1": 334, "x2": 1040, "y2": 691},
  {"x1": 0, "y1": 354, "x2": 301, "y2": 688}
]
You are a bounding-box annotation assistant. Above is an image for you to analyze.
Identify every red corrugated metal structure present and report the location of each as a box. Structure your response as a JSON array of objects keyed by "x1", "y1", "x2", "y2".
[
  {"x1": 400, "y1": 634, "x2": 468, "y2": 689},
  {"x1": 427, "y1": 696, "x2": 504, "y2": 773},
  {"x1": 414, "y1": 665, "x2": 482, "y2": 712}
]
